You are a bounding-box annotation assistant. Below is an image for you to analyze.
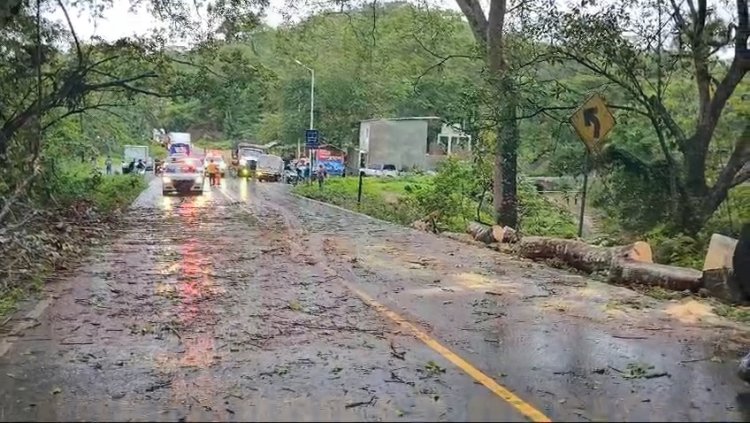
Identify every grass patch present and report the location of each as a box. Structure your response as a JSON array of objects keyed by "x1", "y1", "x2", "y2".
[
  {"x1": 517, "y1": 182, "x2": 578, "y2": 238},
  {"x1": 713, "y1": 304, "x2": 750, "y2": 323},
  {"x1": 294, "y1": 177, "x2": 425, "y2": 225},
  {"x1": 0, "y1": 288, "x2": 26, "y2": 317},
  {"x1": 92, "y1": 174, "x2": 147, "y2": 213},
  {"x1": 293, "y1": 174, "x2": 577, "y2": 237},
  {"x1": 49, "y1": 161, "x2": 147, "y2": 212}
]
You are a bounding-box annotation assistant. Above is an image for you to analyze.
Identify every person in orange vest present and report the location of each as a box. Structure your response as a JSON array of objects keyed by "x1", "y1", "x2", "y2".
[{"x1": 206, "y1": 159, "x2": 220, "y2": 186}]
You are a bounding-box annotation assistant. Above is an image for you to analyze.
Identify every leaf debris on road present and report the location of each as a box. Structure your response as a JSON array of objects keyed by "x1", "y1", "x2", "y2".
[
  {"x1": 610, "y1": 363, "x2": 671, "y2": 379},
  {"x1": 422, "y1": 360, "x2": 446, "y2": 377},
  {"x1": 390, "y1": 340, "x2": 406, "y2": 360},
  {"x1": 345, "y1": 396, "x2": 377, "y2": 409}
]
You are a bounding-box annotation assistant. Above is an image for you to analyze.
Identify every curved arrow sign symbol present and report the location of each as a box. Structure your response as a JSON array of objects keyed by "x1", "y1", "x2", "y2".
[{"x1": 583, "y1": 107, "x2": 601, "y2": 139}]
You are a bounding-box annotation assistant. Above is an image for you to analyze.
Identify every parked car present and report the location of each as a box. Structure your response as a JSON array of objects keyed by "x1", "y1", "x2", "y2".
[{"x1": 359, "y1": 164, "x2": 399, "y2": 178}]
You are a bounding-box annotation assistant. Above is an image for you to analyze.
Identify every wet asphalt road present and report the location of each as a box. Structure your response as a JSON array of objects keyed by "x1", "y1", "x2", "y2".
[{"x1": 1, "y1": 177, "x2": 750, "y2": 422}]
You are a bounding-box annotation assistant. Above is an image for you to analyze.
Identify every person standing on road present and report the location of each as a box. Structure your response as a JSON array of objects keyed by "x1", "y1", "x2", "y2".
[
  {"x1": 207, "y1": 159, "x2": 219, "y2": 187},
  {"x1": 317, "y1": 164, "x2": 327, "y2": 189},
  {"x1": 105, "y1": 156, "x2": 112, "y2": 175}
]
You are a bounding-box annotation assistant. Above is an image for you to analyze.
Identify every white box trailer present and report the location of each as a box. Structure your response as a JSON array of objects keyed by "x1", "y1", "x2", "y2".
[
  {"x1": 122, "y1": 145, "x2": 150, "y2": 173},
  {"x1": 167, "y1": 132, "x2": 191, "y2": 144},
  {"x1": 167, "y1": 132, "x2": 192, "y2": 156}
]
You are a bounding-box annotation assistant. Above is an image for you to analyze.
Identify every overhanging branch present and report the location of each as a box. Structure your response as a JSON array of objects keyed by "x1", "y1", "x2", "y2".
[
  {"x1": 413, "y1": 54, "x2": 476, "y2": 92},
  {"x1": 57, "y1": 0, "x2": 83, "y2": 66}
]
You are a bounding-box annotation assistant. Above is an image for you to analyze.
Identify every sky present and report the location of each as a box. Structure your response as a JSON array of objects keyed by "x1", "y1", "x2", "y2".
[
  {"x1": 50, "y1": 0, "x2": 466, "y2": 42},
  {"x1": 50, "y1": 0, "x2": 736, "y2": 60}
]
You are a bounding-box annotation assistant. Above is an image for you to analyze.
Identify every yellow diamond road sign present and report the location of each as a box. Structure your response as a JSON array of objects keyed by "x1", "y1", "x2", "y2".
[{"x1": 570, "y1": 94, "x2": 616, "y2": 152}]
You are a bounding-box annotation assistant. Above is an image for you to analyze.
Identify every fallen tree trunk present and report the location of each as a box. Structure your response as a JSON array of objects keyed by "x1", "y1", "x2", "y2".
[
  {"x1": 467, "y1": 221, "x2": 495, "y2": 244},
  {"x1": 516, "y1": 236, "x2": 642, "y2": 274},
  {"x1": 410, "y1": 211, "x2": 440, "y2": 233},
  {"x1": 492, "y1": 225, "x2": 519, "y2": 244},
  {"x1": 442, "y1": 231, "x2": 487, "y2": 247},
  {"x1": 609, "y1": 260, "x2": 702, "y2": 291},
  {"x1": 467, "y1": 222, "x2": 519, "y2": 244}
]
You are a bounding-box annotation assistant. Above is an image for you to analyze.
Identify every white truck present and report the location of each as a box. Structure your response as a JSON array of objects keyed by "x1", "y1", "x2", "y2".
[
  {"x1": 122, "y1": 145, "x2": 150, "y2": 174},
  {"x1": 167, "y1": 132, "x2": 192, "y2": 156}
]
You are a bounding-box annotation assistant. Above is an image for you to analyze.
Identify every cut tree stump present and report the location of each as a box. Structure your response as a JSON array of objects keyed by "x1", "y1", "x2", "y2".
[
  {"x1": 625, "y1": 241, "x2": 653, "y2": 263},
  {"x1": 702, "y1": 268, "x2": 746, "y2": 304},
  {"x1": 703, "y1": 233, "x2": 738, "y2": 271},
  {"x1": 734, "y1": 223, "x2": 750, "y2": 297},
  {"x1": 699, "y1": 226, "x2": 749, "y2": 303}
]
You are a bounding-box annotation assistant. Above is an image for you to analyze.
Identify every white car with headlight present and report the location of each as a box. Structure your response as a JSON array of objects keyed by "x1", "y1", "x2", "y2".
[{"x1": 161, "y1": 162, "x2": 205, "y2": 196}]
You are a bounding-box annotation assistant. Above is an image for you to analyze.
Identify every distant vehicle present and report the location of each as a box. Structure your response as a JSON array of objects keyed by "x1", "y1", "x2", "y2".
[
  {"x1": 231, "y1": 143, "x2": 266, "y2": 178},
  {"x1": 122, "y1": 145, "x2": 149, "y2": 174},
  {"x1": 168, "y1": 132, "x2": 191, "y2": 144},
  {"x1": 167, "y1": 132, "x2": 192, "y2": 156},
  {"x1": 257, "y1": 154, "x2": 284, "y2": 182},
  {"x1": 161, "y1": 162, "x2": 204, "y2": 196},
  {"x1": 360, "y1": 164, "x2": 399, "y2": 178},
  {"x1": 168, "y1": 155, "x2": 204, "y2": 176},
  {"x1": 283, "y1": 169, "x2": 299, "y2": 185}
]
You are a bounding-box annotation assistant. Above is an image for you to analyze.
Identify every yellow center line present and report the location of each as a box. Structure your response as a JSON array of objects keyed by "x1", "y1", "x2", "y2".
[{"x1": 216, "y1": 187, "x2": 552, "y2": 423}]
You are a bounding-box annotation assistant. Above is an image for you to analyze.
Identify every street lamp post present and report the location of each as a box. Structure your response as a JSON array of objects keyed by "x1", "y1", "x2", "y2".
[{"x1": 294, "y1": 59, "x2": 315, "y2": 180}]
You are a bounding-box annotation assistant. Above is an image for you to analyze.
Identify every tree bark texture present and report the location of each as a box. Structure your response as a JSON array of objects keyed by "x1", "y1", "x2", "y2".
[
  {"x1": 456, "y1": 0, "x2": 519, "y2": 228},
  {"x1": 516, "y1": 236, "x2": 703, "y2": 291},
  {"x1": 466, "y1": 221, "x2": 518, "y2": 244}
]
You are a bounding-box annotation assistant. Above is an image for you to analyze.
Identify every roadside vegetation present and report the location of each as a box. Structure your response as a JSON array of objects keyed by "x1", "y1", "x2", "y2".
[
  {"x1": 294, "y1": 158, "x2": 578, "y2": 238},
  {"x1": 0, "y1": 165, "x2": 146, "y2": 316}
]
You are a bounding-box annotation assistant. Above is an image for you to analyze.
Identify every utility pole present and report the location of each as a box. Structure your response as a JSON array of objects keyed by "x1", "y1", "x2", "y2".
[{"x1": 295, "y1": 59, "x2": 315, "y2": 180}]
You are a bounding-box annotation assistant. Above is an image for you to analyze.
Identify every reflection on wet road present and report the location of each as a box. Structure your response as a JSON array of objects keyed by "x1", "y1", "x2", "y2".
[{"x1": 0, "y1": 178, "x2": 749, "y2": 422}]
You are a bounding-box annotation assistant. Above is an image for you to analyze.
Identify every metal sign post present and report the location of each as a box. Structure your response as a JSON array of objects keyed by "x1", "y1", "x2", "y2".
[
  {"x1": 357, "y1": 170, "x2": 364, "y2": 206},
  {"x1": 305, "y1": 129, "x2": 319, "y2": 184},
  {"x1": 577, "y1": 147, "x2": 595, "y2": 238},
  {"x1": 569, "y1": 93, "x2": 616, "y2": 239}
]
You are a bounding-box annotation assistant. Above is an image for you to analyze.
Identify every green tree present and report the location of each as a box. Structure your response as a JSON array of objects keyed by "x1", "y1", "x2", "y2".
[{"x1": 545, "y1": 0, "x2": 749, "y2": 234}]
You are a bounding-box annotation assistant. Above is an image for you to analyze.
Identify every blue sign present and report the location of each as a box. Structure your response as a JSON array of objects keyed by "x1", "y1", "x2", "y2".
[{"x1": 305, "y1": 129, "x2": 319, "y2": 149}]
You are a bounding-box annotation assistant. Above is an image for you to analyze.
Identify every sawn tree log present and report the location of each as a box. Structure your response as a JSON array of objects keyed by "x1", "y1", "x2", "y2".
[
  {"x1": 516, "y1": 236, "x2": 701, "y2": 291},
  {"x1": 466, "y1": 221, "x2": 518, "y2": 244}
]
